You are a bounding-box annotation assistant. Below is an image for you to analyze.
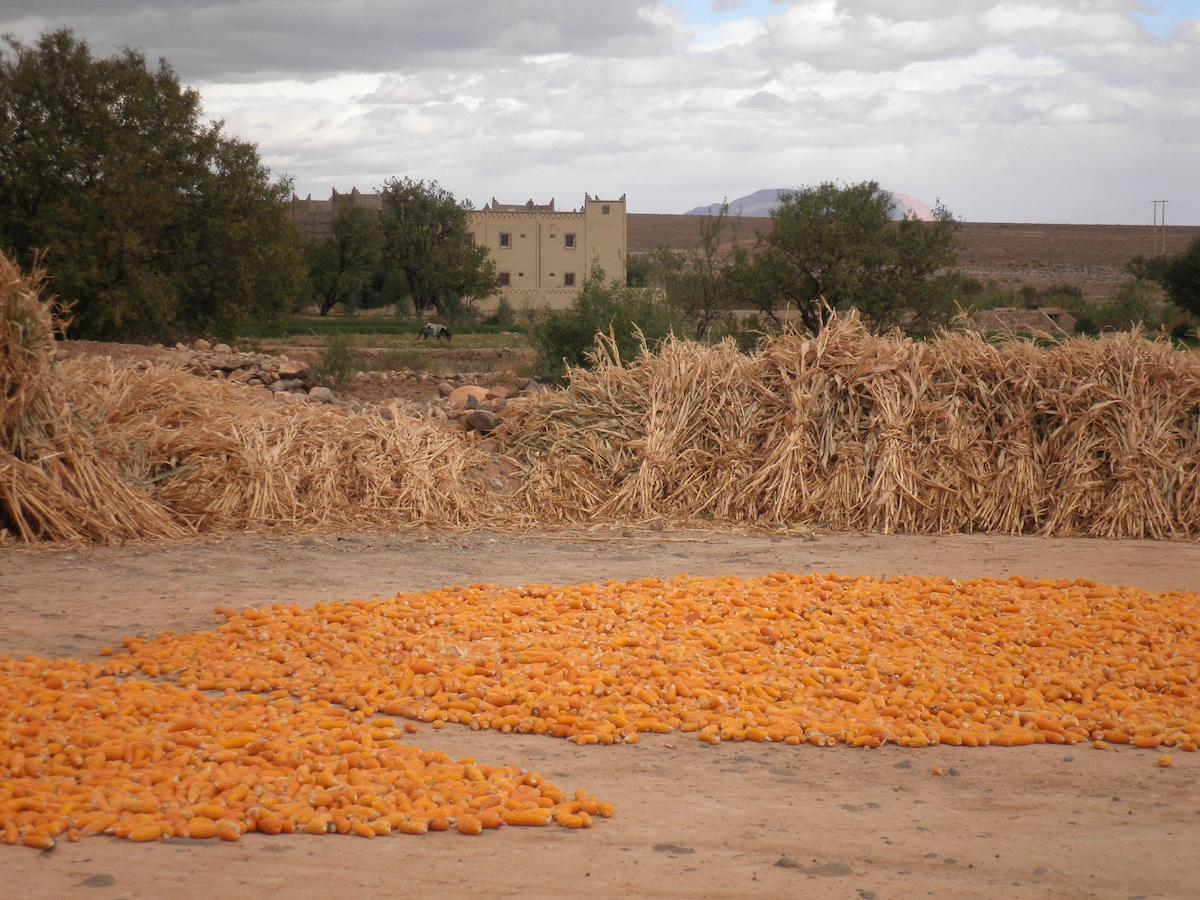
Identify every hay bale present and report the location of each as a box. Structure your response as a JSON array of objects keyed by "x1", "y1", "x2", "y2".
[{"x1": 498, "y1": 313, "x2": 1200, "y2": 539}]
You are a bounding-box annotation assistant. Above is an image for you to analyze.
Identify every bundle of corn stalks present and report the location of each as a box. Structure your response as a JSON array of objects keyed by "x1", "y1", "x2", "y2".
[
  {"x1": 1, "y1": 252, "x2": 495, "y2": 543},
  {"x1": 499, "y1": 315, "x2": 1200, "y2": 539}
]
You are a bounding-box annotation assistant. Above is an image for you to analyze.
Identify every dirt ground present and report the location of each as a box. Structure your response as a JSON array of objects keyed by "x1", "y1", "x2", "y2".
[
  {"x1": 2, "y1": 531, "x2": 1199, "y2": 899},
  {"x1": 629, "y1": 215, "x2": 1200, "y2": 298}
]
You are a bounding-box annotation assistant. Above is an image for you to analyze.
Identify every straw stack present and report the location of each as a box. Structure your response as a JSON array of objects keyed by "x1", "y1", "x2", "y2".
[{"x1": 499, "y1": 314, "x2": 1200, "y2": 539}]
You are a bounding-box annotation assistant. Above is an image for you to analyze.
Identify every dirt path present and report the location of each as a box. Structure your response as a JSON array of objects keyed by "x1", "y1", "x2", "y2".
[{"x1": 3, "y1": 531, "x2": 1199, "y2": 899}]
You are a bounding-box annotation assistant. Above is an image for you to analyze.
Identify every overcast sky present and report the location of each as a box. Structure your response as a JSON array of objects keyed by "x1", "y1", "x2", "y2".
[{"x1": 4, "y1": 1, "x2": 1198, "y2": 223}]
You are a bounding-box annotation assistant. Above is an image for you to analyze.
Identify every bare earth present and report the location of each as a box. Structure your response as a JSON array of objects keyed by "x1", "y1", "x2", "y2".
[{"x1": 2, "y1": 531, "x2": 1199, "y2": 899}]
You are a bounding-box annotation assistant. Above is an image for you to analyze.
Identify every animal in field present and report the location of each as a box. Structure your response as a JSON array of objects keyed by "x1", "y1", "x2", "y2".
[{"x1": 418, "y1": 323, "x2": 452, "y2": 342}]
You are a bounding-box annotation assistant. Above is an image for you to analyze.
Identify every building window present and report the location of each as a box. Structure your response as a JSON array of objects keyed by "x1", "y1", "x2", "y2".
[
  {"x1": 601, "y1": 205, "x2": 610, "y2": 215},
  {"x1": 463, "y1": 232, "x2": 475, "y2": 247},
  {"x1": 564, "y1": 233, "x2": 576, "y2": 249},
  {"x1": 498, "y1": 272, "x2": 510, "y2": 286},
  {"x1": 499, "y1": 232, "x2": 511, "y2": 249},
  {"x1": 564, "y1": 272, "x2": 576, "y2": 287}
]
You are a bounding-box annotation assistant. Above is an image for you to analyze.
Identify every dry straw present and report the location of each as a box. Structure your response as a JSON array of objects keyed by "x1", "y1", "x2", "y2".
[
  {"x1": 499, "y1": 315, "x2": 1200, "y2": 539},
  {"x1": 1, "y1": 251, "x2": 496, "y2": 543},
  {"x1": 4, "y1": 247, "x2": 1200, "y2": 544}
]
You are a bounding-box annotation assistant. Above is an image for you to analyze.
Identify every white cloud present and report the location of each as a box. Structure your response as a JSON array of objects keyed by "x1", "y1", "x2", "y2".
[{"x1": 0, "y1": 0, "x2": 1197, "y2": 222}]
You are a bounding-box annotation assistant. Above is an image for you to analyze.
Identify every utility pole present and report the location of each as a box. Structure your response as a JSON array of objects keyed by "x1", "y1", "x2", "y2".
[{"x1": 1151, "y1": 200, "x2": 1168, "y2": 257}]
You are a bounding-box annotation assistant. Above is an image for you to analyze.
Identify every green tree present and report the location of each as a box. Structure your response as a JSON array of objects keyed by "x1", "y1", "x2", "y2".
[
  {"x1": 652, "y1": 203, "x2": 739, "y2": 339},
  {"x1": 728, "y1": 181, "x2": 960, "y2": 334},
  {"x1": 0, "y1": 30, "x2": 305, "y2": 339},
  {"x1": 531, "y1": 262, "x2": 683, "y2": 380},
  {"x1": 1163, "y1": 237, "x2": 1200, "y2": 319},
  {"x1": 306, "y1": 206, "x2": 384, "y2": 316},
  {"x1": 378, "y1": 176, "x2": 498, "y2": 316}
]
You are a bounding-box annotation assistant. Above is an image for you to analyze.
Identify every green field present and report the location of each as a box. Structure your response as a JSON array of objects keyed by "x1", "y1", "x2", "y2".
[{"x1": 239, "y1": 317, "x2": 529, "y2": 339}]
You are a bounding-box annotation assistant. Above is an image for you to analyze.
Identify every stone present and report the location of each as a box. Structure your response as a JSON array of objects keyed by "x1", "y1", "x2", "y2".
[
  {"x1": 465, "y1": 409, "x2": 498, "y2": 434},
  {"x1": 492, "y1": 399, "x2": 508, "y2": 413},
  {"x1": 437, "y1": 381, "x2": 453, "y2": 398},
  {"x1": 485, "y1": 386, "x2": 511, "y2": 400},
  {"x1": 268, "y1": 379, "x2": 302, "y2": 393},
  {"x1": 447, "y1": 384, "x2": 489, "y2": 410},
  {"x1": 477, "y1": 438, "x2": 500, "y2": 453},
  {"x1": 308, "y1": 386, "x2": 334, "y2": 404},
  {"x1": 521, "y1": 379, "x2": 549, "y2": 395},
  {"x1": 213, "y1": 343, "x2": 232, "y2": 353},
  {"x1": 174, "y1": 342, "x2": 187, "y2": 351},
  {"x1": 465, "y1": 395, "x2": 480, "y2": 411},
  {"x1": 193, "y1": 338, "x2": 212, "y2": 351},
  {"x1": 276, "y1": 357, "x2": 307, "y2": 379}
]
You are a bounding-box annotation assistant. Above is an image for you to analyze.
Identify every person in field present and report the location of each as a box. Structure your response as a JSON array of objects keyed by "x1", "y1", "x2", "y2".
[{"x1": 418, "y1": 323, "x2": 452, "y2": 341}]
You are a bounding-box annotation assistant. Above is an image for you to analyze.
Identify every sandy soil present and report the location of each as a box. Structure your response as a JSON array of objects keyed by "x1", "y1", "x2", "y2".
[
  {"x1": 2, "y1": 530, "x2": 1199, "y2": 899},
  {"x1": 629, "y1": 215, "x2": 1200, "y2": 298}
]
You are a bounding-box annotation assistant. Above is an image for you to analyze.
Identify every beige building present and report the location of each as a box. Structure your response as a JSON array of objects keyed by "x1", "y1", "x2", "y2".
[
  {"x1": 291, "y1": 189, "x2": 628, "y2": 311},
  {"x1": 466, "y1": 194, "x2": 627, "y2": 310}
]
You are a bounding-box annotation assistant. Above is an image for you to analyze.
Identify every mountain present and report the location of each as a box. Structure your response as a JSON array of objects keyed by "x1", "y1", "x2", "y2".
[{"x1": 686, "y1": 188, "x2": 935, "y2": 222}]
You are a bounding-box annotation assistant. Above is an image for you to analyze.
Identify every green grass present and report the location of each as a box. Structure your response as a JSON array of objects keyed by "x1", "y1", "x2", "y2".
[{"x1": 238, "y1": 317, "x2": 529, "y2": 338}]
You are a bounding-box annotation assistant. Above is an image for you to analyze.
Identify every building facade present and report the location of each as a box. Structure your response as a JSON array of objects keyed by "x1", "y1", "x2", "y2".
[
  {"x1": 290, "y1": 189, "x2": 627, "y2": 311},
  {"x1": 466, "y1": 195, "x2": 627, "y2": 310}
]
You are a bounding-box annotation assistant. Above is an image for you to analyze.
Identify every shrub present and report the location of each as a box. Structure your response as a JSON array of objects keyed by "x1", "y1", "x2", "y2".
[
  {"x1": 311, "y1": 333, "x2": 358, "y2": 390},
  {"x1": 530, "y1": 263, "x2": 684, "y2": 380},
  {"x1": 487, "y1": 296, "x2": 516, "y2": 327}
]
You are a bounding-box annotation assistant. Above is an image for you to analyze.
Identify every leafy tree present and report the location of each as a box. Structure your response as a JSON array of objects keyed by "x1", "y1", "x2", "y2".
[
  {"x1": 728, "y1": 181, "x2": 960, "y2": 334},
  {"x1": 1125, "y1": 254, "x2": 1169, "y2": 285},
  {"x1": 651, "y1": 203, "x2": 739, "y2": 339},
  {"x1": 0, "y1": 30, "x2": 305, "y2": 339},
  {"x1": 378, "y1": 176, "x2": 498, "y2": 316},
  {"x1": 1163, "y1": 237, "x2": 1200, "y2": 319},
  {"x1": 531, "y1": 262, "x2": 683, "y2": 380},
  {"x1": 306, "y1": 206, "x2": 383, "y2": 316}
]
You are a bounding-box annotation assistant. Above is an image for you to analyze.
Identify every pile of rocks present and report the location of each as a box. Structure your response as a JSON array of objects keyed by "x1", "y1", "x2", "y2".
[
  {"x1": 170, "y1": 338, "x2": 335, "y2": 404},
  {"x1": 436, "y1": 380, "x2": 549, "y2": 434}
]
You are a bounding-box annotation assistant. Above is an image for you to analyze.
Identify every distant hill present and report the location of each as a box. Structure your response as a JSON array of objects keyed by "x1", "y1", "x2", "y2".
[{"x1": 687, "y1": 188, "x2": 935, "y2": 222}]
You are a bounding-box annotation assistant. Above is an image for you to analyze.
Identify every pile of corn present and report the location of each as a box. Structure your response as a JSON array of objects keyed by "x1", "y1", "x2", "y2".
[
  {"x1": 108, "y1": 574, "x2": 1200, "y2": 750},
  {"x1": 0, "y1": 656, "x2": 610, "y2": 850},
  {"x1": 5, "y1": 572, "x2": 1198, "y2": 851}
]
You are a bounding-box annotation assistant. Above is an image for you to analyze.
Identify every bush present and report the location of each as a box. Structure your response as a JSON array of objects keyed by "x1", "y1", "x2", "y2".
[
  {"x1": 311, "y1": 334, "x2": 358, "y2": 390},
  {"x1": 530, "y1": 263, "x2": 684, "y2": 380},
  {"x1": 1163, "y1": 237, "x2": 1200, "y2": 318},
  {"x1": 486, "y1": 296, "x2": 516, "y2": 327}
]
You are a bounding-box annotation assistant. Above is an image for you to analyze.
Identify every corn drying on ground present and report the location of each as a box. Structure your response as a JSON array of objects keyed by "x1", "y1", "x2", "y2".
[{"x1": 4, "y1": 571, "x2": 1198, "y2": 853}]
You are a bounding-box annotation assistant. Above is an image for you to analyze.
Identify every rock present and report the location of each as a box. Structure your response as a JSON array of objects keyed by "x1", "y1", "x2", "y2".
[
  {"x1": 193, "y1": 338, "x2": 212, "y2": 351},
  {"x1": 268, "y1": 378, "x2": 303, "y2": 393},
  {"x1": 520, "y1": 379, "x2": 549, "y2": 395},
  {"x1": 437, "y1": 381, "x2": 453, "y2": 398},
  {"x1": 174, "y1": 342, "x2": 187, "y2": 351},
  {"x1": 229, "y1": 369, "x2": 255, "y2": 383},
  {"x1": 213, "y1": 343, "x2": 232, "y2": 353},
  {"x1": 308, "y1": 386, "x2": 334, "y2": 404},
  {"x1": 431, "y1": 406, "x2": 447, "y2": 420},
  {"x1": 477, "y1": 438, "x2": 499, "y2": 453},
  {"x1": 492, "y1": 399, "x2": 508, "y2": 413},
  {"x1": 465, "y1": 409, "x2": 498, "y2": 434},
  {"x1": 448, "y1": 384, "x2": 489, "y2": 410},
  {"x1": 277, "y1": 357, "x2": 307, "y2": 379},
  {"x1": 485, "y1": 386, "x2": 511, "y2": 400},
  {"x1": 379, "y1": 407, "x2": 394, "y2": 421},
  {"x1": 210, "y1": 355, "x2": 241, "y2": 372},
  {"x1": 465, "y1": 395, "x2": 480, "y2": 411}
]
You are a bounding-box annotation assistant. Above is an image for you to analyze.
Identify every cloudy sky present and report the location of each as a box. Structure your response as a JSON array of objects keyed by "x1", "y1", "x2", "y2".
[{"x1": 3, "y1": 1, "x2": 1198, "y2": 223}]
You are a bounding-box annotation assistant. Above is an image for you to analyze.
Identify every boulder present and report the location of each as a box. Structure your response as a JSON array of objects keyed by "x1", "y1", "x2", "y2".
[
  {"x1": 193, "y1": 338, "x2": 212, "y2": 351},
  {"x1": 308, "y1": 386, "x2": 334, "y2": 404},
  {"x1": 437, "y1": 381, "x2": 454, "y2": 398},
  {"x1": 277, "y1": 357, "x2": 307, "y2": 379},
  {"x1": 465, "y1": 409, "x2": 498, "y2": 434},
  {"x1": 268, "y1": 378, "x2": 303, "y2": 393},
  {"x1": 448, "y1": 384, "x2": 489, "y2": 410},
  {"x1": 485, "y1": 386, "x2": 511, "y2": 401},
  {"x1": 465, "y1": 394, "x2": 480, "y2": 411},
  {"x1": 520, "y1": 379, "x2": 550, "y2": 395},
  {"x1": 213, "y1": 343, "x2": 232, "y2": 353}
]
